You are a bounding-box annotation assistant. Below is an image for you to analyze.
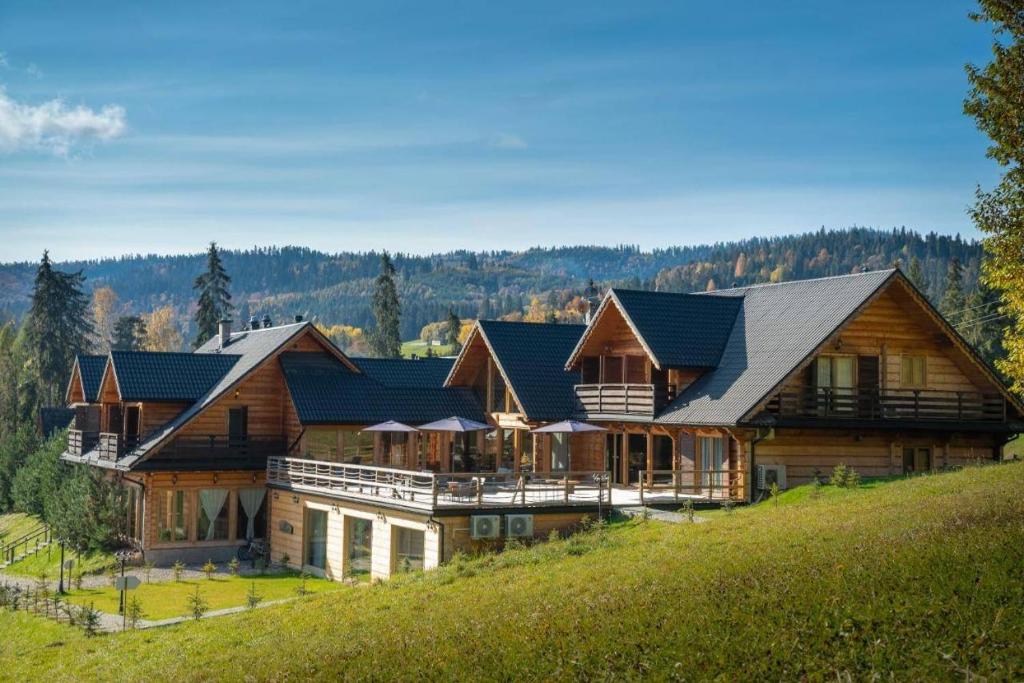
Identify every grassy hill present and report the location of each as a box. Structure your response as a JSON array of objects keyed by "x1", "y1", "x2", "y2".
[{"x1": 4, "y1": 462, "x2": 1024, "y2": 681}]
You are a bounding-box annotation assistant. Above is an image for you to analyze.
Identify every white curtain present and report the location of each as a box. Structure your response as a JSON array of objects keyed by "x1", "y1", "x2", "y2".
[
  {"x1": 199, "y1": 489, "x2": 229, "y2": 541},
  {"x1": 238, "y1": 488, "x2": 266, "y2": 540}
]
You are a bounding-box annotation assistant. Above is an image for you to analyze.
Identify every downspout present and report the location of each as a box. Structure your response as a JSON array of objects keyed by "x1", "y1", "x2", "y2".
[{"x1": 749, "y1": 426, "x2": 774, "y2": 504}]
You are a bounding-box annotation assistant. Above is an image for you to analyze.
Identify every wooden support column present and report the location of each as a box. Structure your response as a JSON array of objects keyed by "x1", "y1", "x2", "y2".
[{"x1": 645, "y1": 429, "x2": 654, "y2": 487}]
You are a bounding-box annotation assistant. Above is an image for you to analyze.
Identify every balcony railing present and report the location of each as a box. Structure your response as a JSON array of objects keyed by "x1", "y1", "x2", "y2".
[
  {"x1": 160, "y1": 435, "x2": 287, "y2": 462},
  {"x1": 575, "y1": 383, "x2": 668, "y2": 417},
  {"x1": 765, "y1": 386, "x2": 1007, "y2": 422},
  {"x1": 67, "y1": 429, "x2": 99, "y2": 456}
]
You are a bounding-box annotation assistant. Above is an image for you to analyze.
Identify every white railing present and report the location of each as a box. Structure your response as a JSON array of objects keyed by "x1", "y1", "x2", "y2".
[{"x1": 266, "y1": 457, "x2": 613, "y2": 510}]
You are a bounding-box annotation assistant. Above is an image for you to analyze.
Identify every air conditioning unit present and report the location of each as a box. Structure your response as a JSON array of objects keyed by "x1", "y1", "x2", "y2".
[
  {"x1": 470, "y1": 515, "x2": 501, "y2": 540},
  {"x1": 756, "y1": 464, "x2": 787, "y2": 491},
  {"x1": 506, "y1": 514, "x2": 534, "y2": 538}
]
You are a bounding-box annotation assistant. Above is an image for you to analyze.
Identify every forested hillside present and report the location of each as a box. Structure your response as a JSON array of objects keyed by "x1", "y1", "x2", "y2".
[{"x1": 0, "y1": 228, "x2": 985, "y2": 345}]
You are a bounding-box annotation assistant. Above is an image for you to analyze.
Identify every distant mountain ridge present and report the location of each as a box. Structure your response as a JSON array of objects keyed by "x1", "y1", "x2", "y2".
[{"x1": 0, "y1": 227, "x2": 983, "y2": 341}]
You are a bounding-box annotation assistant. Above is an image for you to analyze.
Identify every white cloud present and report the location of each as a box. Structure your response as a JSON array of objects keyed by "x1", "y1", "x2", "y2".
[
  {"x1": 490, "y1": 132, "x2": 528, "y2": 149},
  {"x1": 0, "y1": 86, "x2": 126, "y2": 156}
]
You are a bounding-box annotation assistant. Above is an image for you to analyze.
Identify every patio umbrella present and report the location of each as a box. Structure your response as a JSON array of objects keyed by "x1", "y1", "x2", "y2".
[
  {"x1": 362, "y1": 420, "x2": 419, "y2": 432},
  {"x1": 417, "y1": 416, "x2": 491, "y2": 432},
  {"x1": 531, "y1": 420, "x2": 607, "y2": 434}
]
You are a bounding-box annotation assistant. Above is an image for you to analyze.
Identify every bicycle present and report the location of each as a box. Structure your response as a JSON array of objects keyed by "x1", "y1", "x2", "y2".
[{"x1": 236, "y1": 538, "x2": 268, "y2": 563}]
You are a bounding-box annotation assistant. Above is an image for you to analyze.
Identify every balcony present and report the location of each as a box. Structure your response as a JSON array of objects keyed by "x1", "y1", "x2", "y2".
[
  {"x1": 97, "y1": 432, "x2": 139, "y2": 462},
  {"x1": 154, "y1": 434, "x2": 287, "y2": 469},
  {"x1": 574, "y1": 383, "x2": 675, "y2": 418},
  {"x1": 764, "y1": 386, "x2": 1007, "y2": 424},
  {"x1": 67, "y1": 429, "x2": 99, "y2": 457}
]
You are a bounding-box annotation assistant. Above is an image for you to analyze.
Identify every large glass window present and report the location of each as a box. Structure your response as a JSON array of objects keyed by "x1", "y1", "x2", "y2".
[
  {"x1": 236, "y1": 488, "x2": 267, "y2": 540},
  {"x1": 394, "y1": 527, "x2": 424, "y2": 573},
  {"x1": 304, "y1": 430, "x2": 340, "y2": 461},
  {"x1": 383, "y1": 432, "x2": 409, "y2": 468},
  {"x1": 347, "y1": 517, "x2": 373, "y2": 576},
  {"x1": 699, "y1": 436, "x2": 724, "y2": 489},
  {"x1": 341, "y1": 431, "x2": 374, "y2": 464},
  {"x1": 517, "y1": 431, "x2": 534, "y2": 472},
  {"x1": 500, "y1": 429, "x2": 515, "y2": 471},
  {"x1": 304, "y1": 508, "x2": 328, "y2": 570},
  {"x1": 551, "y1": 434, "x2": 569, "y2": 472},
  {"x1": 197, "y1": 489, "x2": 230, "y2": 541},
  {"x1": 480, "y1": 430, "x2": 498, "y2": 471},
  {"x1": 157, "y1": 490, "x2": 187, "y2": 542},
  {"x1": 490, "y1": 362, "x2": 507, "y2": 412}
]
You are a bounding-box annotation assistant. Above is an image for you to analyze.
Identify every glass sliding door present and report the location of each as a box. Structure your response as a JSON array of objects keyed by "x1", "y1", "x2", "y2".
[
  {"x1": 304, "y1": 508, "x2": 328, "y2": 571},
  {"x1": 699, "y1": 436, "x2": 724, "y2": 490},
  {"x1": 347, "y1": 517, "x2": 373, "y2": 576}
]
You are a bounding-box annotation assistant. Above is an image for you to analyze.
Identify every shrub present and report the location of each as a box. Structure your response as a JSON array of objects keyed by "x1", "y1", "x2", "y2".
[
  {"x1": 186, "y1": 586, "x2": 208, "y2": 621},
  {"x1": 172, "y1": 560, "x2": 185, "y2": 582},
  {"x1": 295, "y1": 569, "x2": 310, "y2": 596},
  {"x1": 722, "y1": 499, "x2": 735, "y2": 514},
  {"x1": 73, "y1": 571, "x2": 84, "y2": 591},
  {"x1": 105, "y1": 565, "x2": 118, "y2": 588},
  {"x1": 143, "y1": 561, "x2": 155, "y2": 583},
  {"x1": 79, "y1": 603, "x2": 101, "y2": 636},
  {"x1": 246, "y1": 582, "x2": 263, "y2": 609},
  {"x1": 202, "y1": 560, "x2": 216, "y2": 580},
  {"x1": 830, "y1": 463, "x2": 862, "y2": 489},
  {"x1": 769, "y1": 482, "x2": 781, "y2": 506},
  {"x1": 279, "y1": 553, "x2": 290, "y2": 568},
  {"x1": 125, "y1": 595, "x2": 145, "y2": 629},
  {"x1": 227, "y1": 557, "x2": 240, "y2": 576},
  {"x1": 679, "y1": 499, "x2": 695, "y2": 522}
]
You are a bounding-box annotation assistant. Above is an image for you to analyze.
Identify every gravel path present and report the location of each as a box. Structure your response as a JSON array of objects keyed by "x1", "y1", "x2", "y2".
[{"x1": 0, "y1": 562, "x2": 289, "y2": 591}]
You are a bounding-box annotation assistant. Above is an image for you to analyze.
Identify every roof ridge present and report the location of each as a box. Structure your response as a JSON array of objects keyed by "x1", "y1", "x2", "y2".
[
  {"x1": 479, "y1": 319, "x2": 587, "y2": 329},
  {"x1": 700, "y1": 268, "x2": 896, "y2": 295}
]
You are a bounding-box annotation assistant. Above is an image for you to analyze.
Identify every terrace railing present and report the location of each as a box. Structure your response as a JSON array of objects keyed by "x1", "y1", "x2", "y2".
[
  {"x1": 765, "y1": 386, "x2": 1007, "y2": 422},
  {"x1": 266, "y1": 456, "x2": 613, "y2": 510},
  {"x1": 638, "y1": 469, "x2": 746, "y2": 503}
]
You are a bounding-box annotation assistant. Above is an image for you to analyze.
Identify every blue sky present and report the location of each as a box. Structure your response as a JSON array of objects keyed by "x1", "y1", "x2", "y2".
[{"x1": 0, "y1": 1, "x2": 998, "y2": 262}]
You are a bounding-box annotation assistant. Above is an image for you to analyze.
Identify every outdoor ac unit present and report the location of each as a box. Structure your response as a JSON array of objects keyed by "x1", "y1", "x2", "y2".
[
  {"x1": 470, "y1": 515, "x2": 501, "y2": 540},
  {"x1": 756, "y1": 464, "x2": 787, "y2": 491},
  {"x1": 506, "y1": 514, "x2": 534, "y2": 538}
]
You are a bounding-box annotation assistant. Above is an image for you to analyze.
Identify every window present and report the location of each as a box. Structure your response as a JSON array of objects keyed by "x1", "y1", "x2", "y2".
[
  {"x1": 228, "y1": 407, "x2": 248, "y2": 442},
  {"x1": 479, "y1": 430, "x2": 498, "y2": 471},
  {"x1": 902, "y1": 447, "x2": 931, "y2": 474},
  {"x1": 304, "y1": 508, "x2": 328, "y2": 570},
  {"x1": 551, "y1": 433, "x2": 569, "y2": 472},
  {"x1": 500, "y1": 429, "x2": 515, "y2": 471},
  {"x1": 489, "y1": 360, "x2": 507, "y2": 412},
  {"x1": 816, "y1": 355, "x2": 856, "y2": 414},
  {"x1": 157, "y1": 490, "x2": 187, "y2": 542},
  {"x1": 581, "y1": 357, "x2": 600, "y2": 384},
  {"x1": 197, "y1": 489, "x2": 230, "y2": 541},
  {"x1": 624, "y1": 355, "x2": 646, "y2": 384},
  {"x1": 394, "y1": 527, "x2": 424, "y2": 573},
  {"x1": 699, "y1": 436, "x2": 724, "y2": 489},
  {"x1": 602, "y1": 356, "x2": 624, "y2": 383},
  {"x1": 517, "y1": 431, "x2": 534, "y2": 471},
  {"x1": 383, "y1": 432, "x2": 409, "y2": 468},
  {"x1": 236, "y1": 488, "x2": 267, "y2": 540},
  {"x1": 901, "y1": 355, "x2": 927, "y2": 388}
]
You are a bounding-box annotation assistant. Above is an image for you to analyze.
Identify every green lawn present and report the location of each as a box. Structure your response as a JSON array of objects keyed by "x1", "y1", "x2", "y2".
[
  {"x1": 4, "y1": 544, "x2": 116, "y2": 578},
  {"x1": 65, "y1": 572, "x2": 347, "y2": 620},
  {"x1": 3, "y1": 462, "x2": 1024, "y2": 680},
  {"x1": 400, "y1": 339, "x2": 453, "y2": 358}
]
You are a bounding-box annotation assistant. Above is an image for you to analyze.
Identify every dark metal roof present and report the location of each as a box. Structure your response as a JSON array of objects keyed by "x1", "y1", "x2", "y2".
[
  {"x1": 353, "y1": 357, "x2": 455, "y2": 388},
  {"x1": 607, "y1": 289, "x2": 743, "y2": 368},
  {"x1": 656, "y1": 269, "x2": 897, "y2": 426},
  {"x1": 477, "y1": 320, "x2": 586, "y2": 422},
  {"x1": 75, "y1": 355, "x2": 107, "y2": 402},
  {"x1": 281, "y1": 352, "x2": 485, "y2": 425},
  {"x1": 110, "y1": 351, "x2": 240, "y2": 402}
]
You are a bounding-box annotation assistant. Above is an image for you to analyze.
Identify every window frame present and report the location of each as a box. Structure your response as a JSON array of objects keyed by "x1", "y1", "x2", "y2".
[{"x1": 900, "y1": 354, "x2": 928, "y2": 389}]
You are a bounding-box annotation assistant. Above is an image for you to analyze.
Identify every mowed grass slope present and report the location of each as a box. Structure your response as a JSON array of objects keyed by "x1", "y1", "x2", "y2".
[{"x1": 4, "y1": 463, "x2": 1024, "y2": 681}]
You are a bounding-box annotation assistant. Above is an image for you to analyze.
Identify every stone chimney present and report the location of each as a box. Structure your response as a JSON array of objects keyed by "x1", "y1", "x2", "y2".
[
  {"x1": 262, "y1": 314, "x2": 272, "y2": 329},
  {"x1": 294, "y1": 314, "x2": 304, "y2": 323},
  {"x1": 218, "y1": 319, "x2": 233, "y2": 349},
  {"x1": 249, "y1": 315, "x2": 260, "y2": 330},
  {"x1": 583, "y1": 278, "x2": 601, "y2": 325}
]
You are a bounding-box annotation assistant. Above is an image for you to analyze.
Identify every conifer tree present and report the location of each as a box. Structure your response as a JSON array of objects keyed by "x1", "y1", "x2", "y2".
[
  {"x1": 111, "y1": 315, "x2": 148, "y2": 352},
  {"x1": 369, "y1": 252, "x2": 402, "y2": 358},
  {"x1": 25, "y1": 252, "x2": 93, "y2": 405},
  {"x1": 940, "y1": 258, "x2": 967, "y2": 327},
  {"x1": 192, "y1": 242, "x2": 233, "y2": 348},
  {"x1": 906, "y1": 256, "x2": 928, "y2": 295},
  {"x1": 446, "y1": 307, "x2": 462, "y2": 352}
]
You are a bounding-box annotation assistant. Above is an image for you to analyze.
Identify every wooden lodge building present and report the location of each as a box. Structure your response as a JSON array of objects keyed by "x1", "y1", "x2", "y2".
[{"x1": 60, "y1": 269, "x2": 1023, "y2": 580}]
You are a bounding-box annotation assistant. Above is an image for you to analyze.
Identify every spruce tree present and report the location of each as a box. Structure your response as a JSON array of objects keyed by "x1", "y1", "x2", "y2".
[
  {"x1": 965, "y1": 1, "x2": 1024, "y2": 390},
  {"x1": 959, "y1": 278, "x2": 1007, "y2": 368},
  {"x1": 111, "y1": 315, "x2": 148, "y2": 351},
  {"x1": 906, "y1": 256, "x2": 928, "y2": 295},
  {"x1": 446, "y1": 307, "x2": 462, "y2": 352},
  {"x1": 192, "y1": 242, "x2": 233, "y2": 348},
  {"x1": 369, "y1": 252, "x2": 402, "y2": 358},
  {"x1": 25, "y1": 252, "x2": 93, "y2": 406},
  {"x1": 940, "y1": 258, "x2": 967, "y2": 326}
]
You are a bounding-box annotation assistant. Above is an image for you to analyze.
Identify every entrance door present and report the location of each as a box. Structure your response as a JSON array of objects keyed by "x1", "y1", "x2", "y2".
[
  {"x1": 652, "y1": 435, "x2": 673, "y2": 483},
  {"x1": 627, "y1": 434, "x2": 646, "y2": 484},
  {"x1": 124, "y1": 406, "x2": 140, "y2": 448},
  {"x1": 303, "y1": 508, "x2": 328, "y2": 572},
  {"x1": 902, "y1": 447, "x2": 931, "y2": 474}
]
